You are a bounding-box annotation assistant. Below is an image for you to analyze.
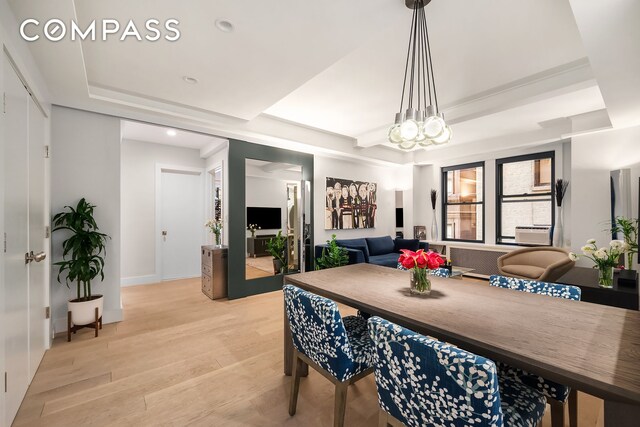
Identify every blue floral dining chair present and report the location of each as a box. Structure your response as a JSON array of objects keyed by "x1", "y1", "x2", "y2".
[
  {"x1": 396, "y1": 262, "x2": 451, "y2": 278},
  {"x1": 368, "y1": 316, "x2": 546, "y2": 427},
  {"x1": 283, "y1": 284, "x2": 374, "y2": 427},
  {"x1": 489, "y1": 275, "x2": 581, "y2": 427}
]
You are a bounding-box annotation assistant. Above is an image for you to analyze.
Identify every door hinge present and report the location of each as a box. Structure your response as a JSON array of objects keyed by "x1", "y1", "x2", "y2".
[
  {"x1": 4, "y1": 372, "x2": 7, "y2": 393},
  {"x1": 45, "y1": 306, "x2": 50, "y2": 319},
  {"x1": 3, "y1": 232, "x2": 6, "y2": 253},
  {"x1": 2, "y1": 92, "x2": 6, "y2": 114},
  {"x1": 44, "y1": 145, "x2": 50, "y2": 158},
  {"x1": 45, "y1": 226, "x2": 50, "y2": 238}
]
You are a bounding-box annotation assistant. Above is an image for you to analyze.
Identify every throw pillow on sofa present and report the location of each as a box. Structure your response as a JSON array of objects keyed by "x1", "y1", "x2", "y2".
[
  {"x1": 336, "y1": 238, "x2": 370, "y2": 262},
  {"x1": 394, "y1": 238, "x2": 419, "y2": 253},
  {"x1": 366, "y1": 236, "x2": 395, "y2": 256}
]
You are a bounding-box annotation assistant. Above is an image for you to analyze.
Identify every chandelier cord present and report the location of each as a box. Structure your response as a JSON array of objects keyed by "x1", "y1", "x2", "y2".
[
  {"x1": 399, "y1": 5, "x2": 418, "y2": 113},
  {"x1": 417, "y1": 3, "x2": 423, "y2": 110},
  {"x1": 419, "y1": 8, "x2": 432, "y2": 109},
  {"x1": 423, "y1": 7, "x2": 439, "y2": 113},
  {"x1": 408, "y1": 4, "x2": 420, "y2": 109}
]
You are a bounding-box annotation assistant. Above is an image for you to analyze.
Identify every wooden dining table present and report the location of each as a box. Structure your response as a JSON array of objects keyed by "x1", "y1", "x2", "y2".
[{"x1": 283, "y1": 263, "x2": 640, "y2": 426}]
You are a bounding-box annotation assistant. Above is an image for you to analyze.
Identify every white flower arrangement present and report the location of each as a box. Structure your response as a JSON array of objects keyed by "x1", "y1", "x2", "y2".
[
  {"x1": 569, "y1": 239, "x2": 628, "y2": 269},
  {"x1": 609, "y1": 240, "x2": 629, "y2": 251},
  {"x1": 205, "y1": 219, "x2": 222, "y2": 235},
  {"x1": 581, "y1": 245, "x2": 594, "y2": 253}
]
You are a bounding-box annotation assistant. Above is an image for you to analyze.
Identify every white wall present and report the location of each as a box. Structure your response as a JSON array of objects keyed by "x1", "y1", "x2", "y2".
[
  {"x1": 0, "y1": 21, "x2": 6, "y2": 420},
  {"x1": 50, "y1": 107, "x2": 121, "y2": 333},
  {"x1": 570, "y1": 125, "x2": 640, "y2": 269},
  {"x1": 412, "y1": 165, "x2": 437, "y2": 239},
  {"x1": 246, "y1": 176, "x2": 290, "y2": 236},
  {"x1": 245, "y1": 164, "x2": 302, "y2": 241},
  {"x1": 314, "y1": 155, "x2": 411, "y2": 244},
  {"x1": 121, "y1": 139, "x2": 206, "y2": 285}
]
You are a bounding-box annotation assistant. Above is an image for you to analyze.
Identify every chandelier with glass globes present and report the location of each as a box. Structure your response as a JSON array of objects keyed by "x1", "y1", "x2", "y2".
[{"x1": 388, "y1": 0, "x2": 452, "y2": 150}]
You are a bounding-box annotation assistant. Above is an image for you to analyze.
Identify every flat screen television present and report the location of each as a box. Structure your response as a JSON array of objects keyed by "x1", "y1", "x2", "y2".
[
  {"x1": 247, "y1": 207, "x2": 282, "y2": 230},
  {"x1": 396, "y1": 208, "x2": 404, "y2": 228}
]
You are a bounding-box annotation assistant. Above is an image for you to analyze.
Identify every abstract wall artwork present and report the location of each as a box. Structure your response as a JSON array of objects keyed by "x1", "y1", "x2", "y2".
[{"x1": 325, "y1": 177, "x2": 377, "y2": 230}]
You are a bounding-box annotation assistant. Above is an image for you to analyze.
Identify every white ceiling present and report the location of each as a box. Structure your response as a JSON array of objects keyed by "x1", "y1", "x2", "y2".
[
  {"x1": 265, "y1": 0, "x2": 589, "y2": 137},
  {"x1": 7, "y1": 0, "x2": 637, "y2": 163},
  {"x1": 75, "y1": 0, "x2": 403, "y2": 121},
  {"x1": 121, "y1": 120, "x2": 227, "y2": 150}
]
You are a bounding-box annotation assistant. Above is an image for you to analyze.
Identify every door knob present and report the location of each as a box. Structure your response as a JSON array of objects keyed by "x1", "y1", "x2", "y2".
[{"x1": 25, "y1": 251, "x2": 46, "y2": 264}]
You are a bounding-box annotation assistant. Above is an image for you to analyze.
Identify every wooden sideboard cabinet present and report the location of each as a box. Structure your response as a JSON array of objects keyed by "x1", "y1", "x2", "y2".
[
  {"x1": 246, "y1": 235, "x2": 274, "y2": 258},
  {"x1": 201, "y1": 245, "x2": 228, "y2": 300}
]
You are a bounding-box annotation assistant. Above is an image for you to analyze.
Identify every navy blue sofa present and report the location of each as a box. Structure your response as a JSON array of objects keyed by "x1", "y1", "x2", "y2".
[{"x1": 314, "y1": 236, "x2": 429, "y2": 268}]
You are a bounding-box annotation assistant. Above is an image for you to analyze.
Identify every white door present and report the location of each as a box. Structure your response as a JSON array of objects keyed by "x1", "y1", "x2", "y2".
[
  {"x1": 160, "y1": 171, "x2": 203, "y2": 281},
  {"x1": 3, "y1": 54, "x2": 30, "y2": 426},
  {"x1": 28, "y1": 98, "x2": 47, "y2": 381}
]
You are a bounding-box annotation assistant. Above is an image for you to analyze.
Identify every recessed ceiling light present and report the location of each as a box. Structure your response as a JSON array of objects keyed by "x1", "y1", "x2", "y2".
[
  {"x1": 166, "y1": 129, "x2": 177, "y2": 137},
  {"x1": 215, "y1": 19, "x2": 234, "y2": 33},
  {"x1": 182, "y1": 76, "x2": 198, "y2": 85}
]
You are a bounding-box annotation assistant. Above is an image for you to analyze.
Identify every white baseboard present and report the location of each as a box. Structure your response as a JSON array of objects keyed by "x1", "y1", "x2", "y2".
[
  {"x1": 121, "y1": 274, "x2": 160, "y2": 287},
  {"x1": 161, "y1": 274, "x2": 200, "y2": 282}
]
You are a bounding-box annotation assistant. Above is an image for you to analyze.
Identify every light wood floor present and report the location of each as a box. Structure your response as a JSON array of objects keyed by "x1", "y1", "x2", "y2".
[{"x1": 14, "y1": 278, "x2": 604, "y2": 426}]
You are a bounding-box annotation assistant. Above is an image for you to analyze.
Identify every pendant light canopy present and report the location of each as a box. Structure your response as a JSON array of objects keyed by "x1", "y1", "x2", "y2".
[{"x1": 388, "y1": 0, "x2": 451, "y2": 150}]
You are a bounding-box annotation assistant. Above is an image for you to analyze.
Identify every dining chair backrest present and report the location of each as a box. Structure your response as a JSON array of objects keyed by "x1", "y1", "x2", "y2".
[
  {"x1": 429, "y1": 267, "x2": 451, "y2": 278},
  {"x1": 368, "y1": 316, "x2": 503, "y2": 427},
  {"x1": 283, "y1": 284, "x2": 357, "y2": 381},
  {"x1": 489, "y1": 275, "x2": 581, "y2": 301},
  {"x1": 397, "y1": 263, "x2": 451, "y2": 278}
]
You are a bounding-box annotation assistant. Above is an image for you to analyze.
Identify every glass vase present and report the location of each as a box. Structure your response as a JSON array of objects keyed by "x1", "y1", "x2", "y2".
[
  {"x1": 215, "y1": 233, "x2": 221, "y2": 246},
  {"x1": 410, "y1": 268, "x2": 431, "y2": 296},
  {"x1": 598, "y1": 266, "x2": 614, "y2": 288},
  {"x1": 430, "y1": 209, "x2": 438, "y2": 241}
]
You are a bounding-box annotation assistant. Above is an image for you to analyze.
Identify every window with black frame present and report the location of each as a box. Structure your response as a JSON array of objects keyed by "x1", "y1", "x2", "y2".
[
  {"x1": 442, "y1": 162, "x2": 484, "y2": 242},
  {"x1": 496, "y1": 152, "x2": 555, "y2": 244}
]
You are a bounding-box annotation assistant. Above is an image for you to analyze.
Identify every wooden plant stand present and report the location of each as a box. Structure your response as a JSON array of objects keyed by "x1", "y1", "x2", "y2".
[{"x1": 67, "y1": 307, "x2": 102, "y2": 342}]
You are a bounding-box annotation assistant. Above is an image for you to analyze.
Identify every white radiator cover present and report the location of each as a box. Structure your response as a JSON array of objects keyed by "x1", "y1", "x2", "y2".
[{"x1": 449, "y1": 246, "x2": 510, "y2": 278}]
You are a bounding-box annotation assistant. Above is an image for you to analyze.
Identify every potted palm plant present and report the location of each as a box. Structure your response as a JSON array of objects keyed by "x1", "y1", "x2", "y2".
[
  {"x1": 53, "y1": 198, "x2": 110, "y2": 333},
  {"x1": 266, "y1": 230, "x2": 287, "y2": 274},
  {"x1": 315, "y1": 234, "x2": 349, "y2": 270}
]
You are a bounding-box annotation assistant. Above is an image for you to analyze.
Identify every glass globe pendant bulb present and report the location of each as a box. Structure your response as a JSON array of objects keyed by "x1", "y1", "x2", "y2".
[
  {"x1": 431, "y1": 125, "x2": 452, "y2": 145},
  {"x1": 399, "y1": 139, "x2": 417, "y2": 150},
  {"x1": 415, "y1": 125, "x2": 427, "y2": 143},
  {"x1": 418, "y1": 138, "x2": 433, "y2": 147},
  {"x1": 400, "y1": 119, "x2": 419, "y2": 141},
  {"x1": 423, "y1": 115, "x2": 445, "y2": 139},
  {"x1": 388, "y1": 124, "x2": 403, "y2": 144}
]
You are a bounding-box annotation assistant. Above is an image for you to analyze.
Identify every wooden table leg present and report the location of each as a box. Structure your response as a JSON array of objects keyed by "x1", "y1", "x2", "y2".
[
  {"x1": 604, "y1": 400, "x2": 640, "y2": 426},
  {"x1": 283, "y1": 305, "x2": 308, "y2": 377}
]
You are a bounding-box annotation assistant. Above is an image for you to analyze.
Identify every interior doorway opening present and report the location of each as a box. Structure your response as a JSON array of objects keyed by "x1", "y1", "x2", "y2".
[{"x1": 119, "y1": 120, "x2": 227, "y2": 287}]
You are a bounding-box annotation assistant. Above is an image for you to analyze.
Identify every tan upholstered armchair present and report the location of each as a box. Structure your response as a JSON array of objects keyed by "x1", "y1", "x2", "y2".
[{"x1": 497, "y1": 247, "x2": 575, "y2": 282}]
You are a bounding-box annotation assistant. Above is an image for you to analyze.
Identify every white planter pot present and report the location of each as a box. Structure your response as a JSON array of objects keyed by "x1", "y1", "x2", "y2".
[{"x1": 68, "y1": 295, "x2": 103, "y2": 326}]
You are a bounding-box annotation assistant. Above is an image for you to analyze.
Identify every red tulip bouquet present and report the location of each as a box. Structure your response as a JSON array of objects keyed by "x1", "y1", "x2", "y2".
[{"x1": 398, "y1": 249, "x2": 444, "y2": 295}]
